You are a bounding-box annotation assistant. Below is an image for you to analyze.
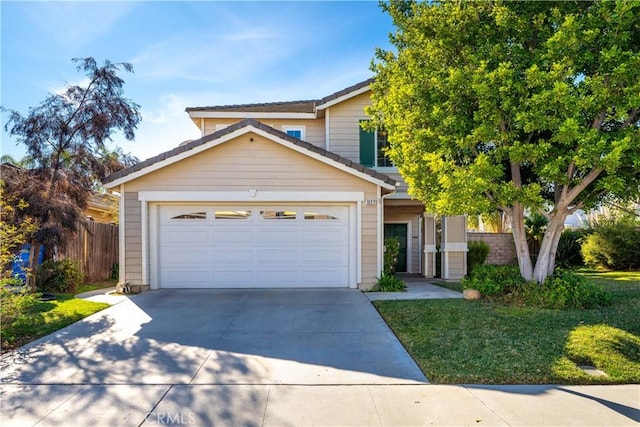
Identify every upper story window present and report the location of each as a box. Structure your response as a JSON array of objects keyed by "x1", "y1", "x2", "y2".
[
  {"x1": 283, "y1": 126, "x2": 305, "y2": 140},
  {"x1": 359, "y1": 120, "x2": 393, "y2": 168}
]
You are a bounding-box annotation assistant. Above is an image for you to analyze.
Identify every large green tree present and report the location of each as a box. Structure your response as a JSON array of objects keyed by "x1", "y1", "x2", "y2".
[{"x1": 368, "y1": 0, "x2": 640, "y2": 283}]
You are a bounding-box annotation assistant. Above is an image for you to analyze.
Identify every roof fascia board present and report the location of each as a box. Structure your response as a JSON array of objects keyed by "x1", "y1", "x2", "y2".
[
  {"x1": 249, "y1": 127, "x2": 395, "y2": 190},
  {"x1": 188, "y1": 111, "x2": 317, "y2": 119},
  {"x1": 316, "y1": 86, "x2": 371, "y2": 110},
  {"x1": 138, "y1": 191, "x2": 365, "y2": 203}
]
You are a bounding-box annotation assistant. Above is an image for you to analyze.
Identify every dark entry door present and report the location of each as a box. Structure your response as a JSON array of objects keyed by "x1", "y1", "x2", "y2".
[{"x1": 384, "y1": 223, "x2": 408, "y2": 273}]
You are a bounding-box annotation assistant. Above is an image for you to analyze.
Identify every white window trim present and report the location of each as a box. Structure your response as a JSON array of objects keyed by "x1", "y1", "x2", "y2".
[
  {"x1": 360, "y1": 117, "x2": 397, "y2": 170},
  {"x1": 282, "y1": 125, "x2": 306, "y2": 140}
]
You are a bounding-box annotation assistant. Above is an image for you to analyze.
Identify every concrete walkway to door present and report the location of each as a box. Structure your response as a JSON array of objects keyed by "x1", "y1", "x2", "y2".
[{"x1": 1, "y1": 288, "x2": 638, "y2": 426}]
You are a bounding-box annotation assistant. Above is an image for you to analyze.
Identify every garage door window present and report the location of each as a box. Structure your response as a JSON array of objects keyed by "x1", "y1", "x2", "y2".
[
  {"x1": 304, "y1": 212, "x2": 339, "y2": 220},
  {"x1": 171, "y1": 211, "x2": 207, "y2": 220},
  {"x1": 215, "y1": 210, "x2": 252, "y2": 220},
  {"x1": 261, "y1": 210, "x2": 296, "y2": 220}
]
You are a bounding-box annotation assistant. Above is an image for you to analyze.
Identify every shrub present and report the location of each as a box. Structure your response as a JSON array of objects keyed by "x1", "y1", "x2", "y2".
[
  {"x1": 0, "y1": 287, "x2": 40, "y2": 326},
  {"x1": 1, "y1": 275, "x2": 25, "y2": 288},
  {"x1": 462, "y1": 264, "x2": 527, "y2": 296},
  {"x1": 383, "y1": 237, "x2": 400, "y2": 275},
  {"x1": 581, "y1": 216, "x2": 640, "y2": 270},
  {"x1": 525, "y1": 212, "x2": 548, "y2": 261},
  {"x1": 110, "y1": 263, "x2": 119, "y2": 280},
  {"x1": 37, "y1": 259, "x2": 84, "y2": 294},
  {"x1": 467, "y1": 240, "x2": 490, "y2": 275},
  {"x1": 556, "y1": 229, "x2": 589, "y2": 268},
  {"x1": 371, "y1": 272, "x2": 406, "y2": 292},
  {"x1": 519, "y1": 269, "x2": 612, "y2": 310}
]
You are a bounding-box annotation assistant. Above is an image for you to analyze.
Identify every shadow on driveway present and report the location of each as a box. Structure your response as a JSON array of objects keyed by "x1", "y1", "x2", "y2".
[{"x1": 0, "y1": 289, "x2": 426, "y2": 387}]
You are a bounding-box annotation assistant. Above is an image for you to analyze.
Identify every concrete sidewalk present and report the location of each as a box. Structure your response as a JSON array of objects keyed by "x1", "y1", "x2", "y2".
[
  {"x1": 1, "y1": 383, "x2": 637, "y2": 426},
  {"x1": 366, "y1": 277, "x2": 463, "y2": 301}
]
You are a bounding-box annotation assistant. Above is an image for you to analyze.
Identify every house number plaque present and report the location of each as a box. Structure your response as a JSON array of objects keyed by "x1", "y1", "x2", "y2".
[{"x1": 365, "y1": 199, "x2": 378, "y2": 206}]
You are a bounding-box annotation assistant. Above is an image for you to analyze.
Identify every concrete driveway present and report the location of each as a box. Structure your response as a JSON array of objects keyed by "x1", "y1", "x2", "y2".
[
  {"x1": 1, "y1": 289, "x2": 426, "y2": 425},
  {"x1": 2, "y1": 289, "x2": 637, "y2": 427}
]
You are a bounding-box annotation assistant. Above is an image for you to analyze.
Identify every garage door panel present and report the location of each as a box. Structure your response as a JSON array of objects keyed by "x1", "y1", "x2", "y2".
[
  {"x1": 301, "y1": 270, "x2": 347, "y2": 286},
  {"x1": 161, "y1": 249, "x2": 211, "y2": 265},
  {"x1": 161, "y1": 269, "x2": 214, "y2": 288},
  {"x1": 257, "y1": 250, "x2": 298, "y2": 263},
  {"x1": 212, "y1": 250, "x2": 256, "y2": 263},
  {"x1": 256, "y1": 229, "x2": 298, "y2": 244},
  {"x1": 301, "y1": 249, "x2": 347, "y2": 263},
  {"x1": 212, "y1": 270, "x2": 257, "y2": 284},
  {"x1": 163, "y1": 229, "x2": 210, "y2": 244},
  {"x1": 258, "y1": 270, "x2": 299, "y2": 285},
  {"x1": 212, "y1": 230, "x2": 254, "y2": 243},
  {"x1": 157, "y1": 204, "x2": 351, "y2": 288},
  {"x1": 302, "y1": 229, "x2": 348, "y2": 244}
]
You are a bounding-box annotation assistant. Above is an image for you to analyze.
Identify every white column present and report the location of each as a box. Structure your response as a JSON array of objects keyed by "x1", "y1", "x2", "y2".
[
  {"x1": 423, "y1": 215, "x2": 437, "y2": 278},
  {"x1": 441, "y1": 215, "x2": 468, "y2": 280}
]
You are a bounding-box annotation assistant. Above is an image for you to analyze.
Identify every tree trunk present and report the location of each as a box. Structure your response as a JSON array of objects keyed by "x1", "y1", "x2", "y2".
[
  {"x1": 533, "y1": 209, "x2": 569, "y2": 284},
  {"x1": 26, "y1": 242, "x2": 42, "y2": 292},
  {"x1": 510, "y1": 203, "x2": 533, "y2": 281}
]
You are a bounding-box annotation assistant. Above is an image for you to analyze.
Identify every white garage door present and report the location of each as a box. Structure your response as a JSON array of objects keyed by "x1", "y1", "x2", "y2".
[{"x1": 156, "y1": 205, "x2": 351, "y2": 288}]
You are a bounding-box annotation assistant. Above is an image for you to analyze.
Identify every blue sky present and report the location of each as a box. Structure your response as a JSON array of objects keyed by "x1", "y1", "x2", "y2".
[{"x1": 1, "y1": 1, "x2": 394, "y2": 162}]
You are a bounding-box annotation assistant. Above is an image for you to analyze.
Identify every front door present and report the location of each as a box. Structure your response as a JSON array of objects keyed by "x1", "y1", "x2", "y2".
[{"x1": 384, "y1": 223, "x2": 408, "y2": 273}]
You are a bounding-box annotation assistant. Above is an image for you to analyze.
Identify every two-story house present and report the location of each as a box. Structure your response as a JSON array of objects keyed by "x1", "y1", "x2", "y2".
[{"x1": 103, "y1": 79, "x2": 467, "y2": 291}]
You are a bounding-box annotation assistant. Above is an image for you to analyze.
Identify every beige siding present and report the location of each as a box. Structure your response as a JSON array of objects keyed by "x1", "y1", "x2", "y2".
[
  {"x1": 124, "y1": 132, "x2": 381, "y2": 289},
  {"x1": 202, "y1": 118, "x2": 325, "y2": 149},
  {"x1": 445, "y1": 215, "x2": 467, "y2": 243},
  {"x1": 445, "y1": 252, "x2": 466, "y2": 279},
  {"x1": 441, "y1": 215, "x2": 468, "y2": 280},
  {"x1": 124, "y1": 192, "x2": 142, "y2": 285},
  {"x1": 326, "y1": 92, "x2": 371, "y2": 162}
]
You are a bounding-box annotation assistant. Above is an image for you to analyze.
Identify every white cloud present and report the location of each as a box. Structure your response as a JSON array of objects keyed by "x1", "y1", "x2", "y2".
[
  {"x1": 51, "y1": 77, "x2": 91, "y2": 97},
  {"x1": 141, "y1": 93, "x2": 191, "y2": 125},
  {"x1": 21, "y1": 2, "x2": 137, "y2": 49}
]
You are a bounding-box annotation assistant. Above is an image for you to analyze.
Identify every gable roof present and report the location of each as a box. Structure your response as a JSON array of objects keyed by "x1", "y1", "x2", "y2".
[
  {"x1": 185, "y1": 78, "x2": 373, "y2": 117},
  {"x1": 316, "y1": 78, "x2": 374, "y2": 110},
  {"x1": 186, "y1": 100, "x2": 317, "y2": 114},
  {"x1": 103, "y1": 118, "x2": 396, "y2": 190}
]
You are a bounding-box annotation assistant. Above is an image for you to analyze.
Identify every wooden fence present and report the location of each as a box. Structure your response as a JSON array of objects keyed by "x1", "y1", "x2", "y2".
[{"x1": 58, "y1": 220, "x2": 118, "y2": 281}]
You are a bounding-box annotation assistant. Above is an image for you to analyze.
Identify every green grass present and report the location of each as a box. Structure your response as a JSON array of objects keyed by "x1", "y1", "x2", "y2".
[
  {"x1": 74, "y1": 278, "x2": 117, "y2": 294},
  {"x1": 1, "y1": 293, "x2": 109, "y2": 353},
  {"x1": 430, "y1": 280, "x2": 463, "y2": 293},
  {"x1": 374, "y1": 270, "x2": 640, "y2": 384}
]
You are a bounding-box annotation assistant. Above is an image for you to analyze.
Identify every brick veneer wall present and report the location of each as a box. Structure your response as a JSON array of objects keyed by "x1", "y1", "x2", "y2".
[{"x1": 468, "y1": 232, "x2": 516, "y2": 265}]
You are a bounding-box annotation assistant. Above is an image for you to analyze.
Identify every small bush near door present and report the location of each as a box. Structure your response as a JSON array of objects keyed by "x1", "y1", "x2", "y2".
[
  {"x1": 371, "y1": 237, "x2": 406, "y2": 292},
  {"x1": 37, "y1": 259, "x2": 84, "y2": 294},
  {"x1": 383, "y1": 237, "x2": 400, "y2": 275},
  {"x1": 372, "y1": 272, "x2": 406, "y2": 292}
]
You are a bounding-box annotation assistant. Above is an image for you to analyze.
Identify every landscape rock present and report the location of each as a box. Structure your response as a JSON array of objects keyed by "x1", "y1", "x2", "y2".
[{"x1": 463, "y1": 289, "x2": 481, "y2": 300}]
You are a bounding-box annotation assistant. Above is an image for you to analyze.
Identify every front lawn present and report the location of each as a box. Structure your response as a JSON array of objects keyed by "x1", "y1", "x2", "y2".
[
  {"x1": 1, "y1": 293, "x2": 109, "y2": 353},
  {"x1": 374, "y1": 270, "x2": 640, "y2": 384}
]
